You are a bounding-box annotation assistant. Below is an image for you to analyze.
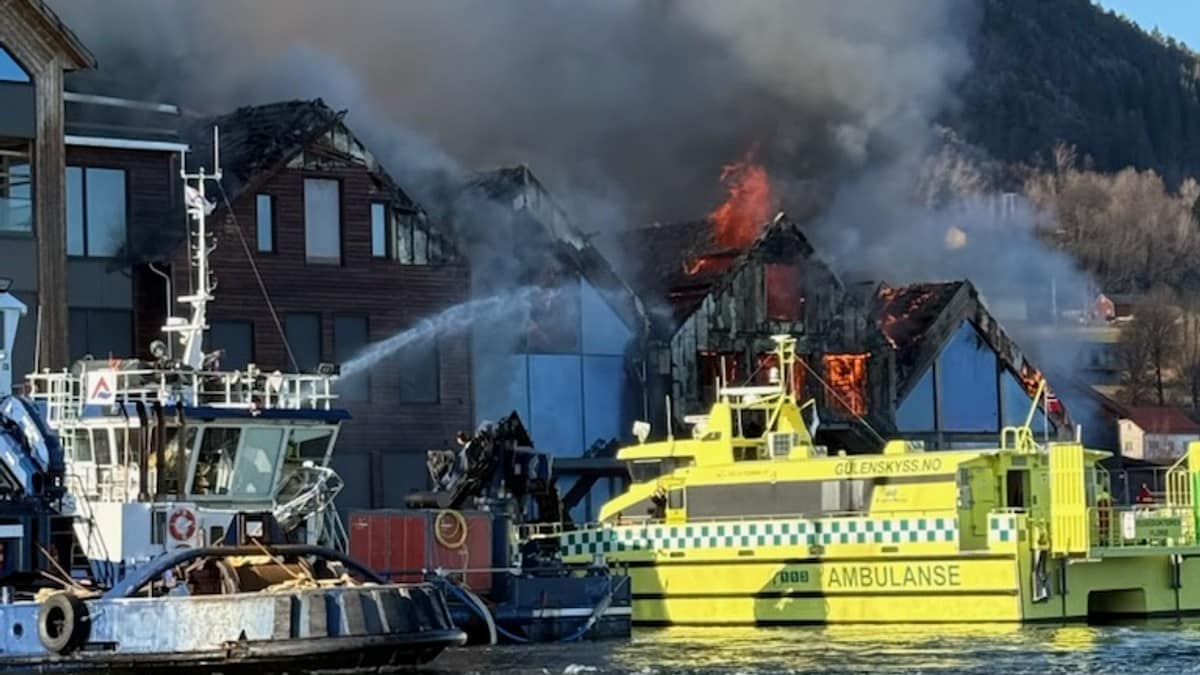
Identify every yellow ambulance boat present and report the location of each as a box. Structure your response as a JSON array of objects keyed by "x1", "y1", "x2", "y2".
[{"x1": 561, "y1": 335, "x2": 1200, "y2": 624}]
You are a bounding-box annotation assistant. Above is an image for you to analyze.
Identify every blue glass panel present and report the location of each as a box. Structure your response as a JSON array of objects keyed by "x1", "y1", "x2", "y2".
[
  {"x1": 472, "y1": 354, "x2": 530, "y2": 427},
  {"x1": 0, "y1": 47, "x2": 30, "y2": 83},
  {"x1": 580, "y1": 280, "x2": 631, "y2": 356},
  {"x1": 896, "y1": 368, "x2": 935, "y2": 431},
  {"x1": 937, "y1": 322, "x2": 999, "y2": 432},
  {"x1": 583, "y1": 355, "x2": 625, "y2": 447},
  {"x1": 529, "y1": 354, "x2": 583, "y2": 455},
  {"x1": 1001, "y1": 370, "x2": 1052, "y2": 436}
]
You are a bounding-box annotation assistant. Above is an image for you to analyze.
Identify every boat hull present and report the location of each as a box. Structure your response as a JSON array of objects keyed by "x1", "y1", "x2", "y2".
[
  {"x1": 624, "y1": 551, "x2": 1200, "y2": 624},
  {"x1": 0, "y1": 583, "x2": 466, "y2": 673},
  {"x1": 564, "y1": 513, "x2": 1200, "y2": 624}
]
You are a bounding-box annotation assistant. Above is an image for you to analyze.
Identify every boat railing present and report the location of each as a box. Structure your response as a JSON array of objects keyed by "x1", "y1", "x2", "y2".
[
  {"x1": 63, "y1": 472, "x2": 115, "y2": 585},
  {"x1": 1086, "y1": 504, "x2": 1195, "y2": 549},
  {"x1": 588, "y1": 508, "x2": 961, "y2": 531},
  {"x1": 26, "y1": 365, "x2": 339, "y2": 419}
]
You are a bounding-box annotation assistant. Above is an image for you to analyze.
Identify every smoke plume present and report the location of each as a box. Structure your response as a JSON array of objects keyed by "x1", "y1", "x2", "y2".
[
  {"x1": 53, "y1": 0, "x2": 973, "y2": 227},
  {"x1": 54, "y1": 1, "x2": 1093, "y2": 340}
]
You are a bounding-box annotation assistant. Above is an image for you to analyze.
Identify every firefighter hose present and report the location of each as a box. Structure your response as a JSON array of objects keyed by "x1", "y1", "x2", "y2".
[{"x1": 434, "y1": 510, "x2": 469, "y2": 549}]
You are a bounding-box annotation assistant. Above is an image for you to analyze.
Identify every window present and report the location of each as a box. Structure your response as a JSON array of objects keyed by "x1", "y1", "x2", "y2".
[
  {"x1": 371, "y1": 203, "x2": 389, "y2": 258},
  {"x1": 284, "y1": 313, "x2": 321, "y2": 372},
  {"x1": 937, "y1": 322, "x2": 1000, "y2": 432},
  {"x1": 303, "y1": 178, "x2": 340, "y2": 263},
  {"x1": 334, "y1": 316, "x2": 369, "y2": 400},
  {"x1": 256, "y1": 194, "x2": 274, "y2": 252},
  {"x1": 190, "y1": 427, "x2": 241, "y2": 496},
  {"x1": 0, "y1": 47, "x2": 30, "y2": 83},
  {"x1": 765, "y1": 264, "x2": 803, "y2": 321},
  {"x1": 229, "y1": 427, "x2": 285, "y2": 498},
  {"x1": 69, "y1": 308, "x2": 133, "y2": 361},
  {"x1": 0, "y1": 141, "x2": 31, "y2": 233},
  {"x1": 67, "y1": 166, "x2": 127, "y2": 257},
  {"x1": 896, "y1": 368, "x2": 935, "y2": 431},
  {"x1": 399, "y1": 339, "x2": 439, "y2": 403},
  {"x1": 209, "y1": 320, "x2": 254, "y2": 370}
]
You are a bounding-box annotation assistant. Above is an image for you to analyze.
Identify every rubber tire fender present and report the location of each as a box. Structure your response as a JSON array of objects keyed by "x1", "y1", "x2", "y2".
[{"x1": 37, "y1": 592, "x2": 90, "y2": 653}]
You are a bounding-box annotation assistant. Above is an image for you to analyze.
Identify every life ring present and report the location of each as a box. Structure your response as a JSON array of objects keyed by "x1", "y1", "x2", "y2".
[
  {"x1": 434, "y1": 510, "x2": 468, "y2": 549},
  {"x1": 168, "y1": 507, "x2": 197, "y2": 542},
  {"x1": 37, "y1": 592, "x2": 90, "y2": 653}
]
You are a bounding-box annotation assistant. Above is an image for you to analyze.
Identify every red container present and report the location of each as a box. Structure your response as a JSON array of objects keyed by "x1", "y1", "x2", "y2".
[{"x1": 348, "y1": 509, "x2": 493, "y2": 593}]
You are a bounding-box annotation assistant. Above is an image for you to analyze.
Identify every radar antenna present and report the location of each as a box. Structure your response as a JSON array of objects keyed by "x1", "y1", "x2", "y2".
[{"x1": 162, "y1": 127, "x2": 222, "y2": 370}]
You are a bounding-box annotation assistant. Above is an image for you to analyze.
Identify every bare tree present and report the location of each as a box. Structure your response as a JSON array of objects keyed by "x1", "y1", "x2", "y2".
[
  {"x1": 1178, "y1": 297, "x2": 1200, "y2": 411},
  {"x1": 1118, "y1": 287, "x2": 1179, "y2": 405}
]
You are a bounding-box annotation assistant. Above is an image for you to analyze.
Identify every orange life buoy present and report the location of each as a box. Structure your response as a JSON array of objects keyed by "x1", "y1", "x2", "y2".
[{"x1": 168, "y1": 507, "x2": 197, "y2": 542}]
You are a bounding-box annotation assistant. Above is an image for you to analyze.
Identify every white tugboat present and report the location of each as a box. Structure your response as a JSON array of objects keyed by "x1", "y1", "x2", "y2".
[{"x1": 0, "y1": 132, "x2": 466, "y2": 671}]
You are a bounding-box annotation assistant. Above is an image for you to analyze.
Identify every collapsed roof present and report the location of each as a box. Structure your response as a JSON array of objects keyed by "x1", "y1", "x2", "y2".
[{"x1": 600, "y1": 212, "x2": 829, "y2": 337}]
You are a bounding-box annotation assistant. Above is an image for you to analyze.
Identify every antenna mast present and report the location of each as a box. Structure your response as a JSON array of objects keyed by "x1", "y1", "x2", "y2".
[{"x1": 163, "y1": 127, "x2": 222, "y2": 370}]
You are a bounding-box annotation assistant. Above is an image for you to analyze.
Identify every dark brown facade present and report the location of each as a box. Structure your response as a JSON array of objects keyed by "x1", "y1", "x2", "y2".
[
  {"x1": 0, "y1": 0, "x2": 94, "y2": 378},
  {"x1": 63, "y1": 144, "x2": 182, "y2": 362},
  {"x1": 171, "y1": 107, "x2": 471, "y2": 509}
]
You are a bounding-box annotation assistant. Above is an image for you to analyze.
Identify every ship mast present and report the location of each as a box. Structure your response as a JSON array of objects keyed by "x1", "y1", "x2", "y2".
[{"x1": 163, "y1": 127, "x2": 222, "y2": 370}]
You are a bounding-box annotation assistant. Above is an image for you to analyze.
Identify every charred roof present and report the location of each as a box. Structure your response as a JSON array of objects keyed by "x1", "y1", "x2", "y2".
[
  {"x1": 184, "y1": 99, "x2": 344, "y2": 201},
  {"x1": 602, "y1": 212, "x2": 827, "y2": 335}
]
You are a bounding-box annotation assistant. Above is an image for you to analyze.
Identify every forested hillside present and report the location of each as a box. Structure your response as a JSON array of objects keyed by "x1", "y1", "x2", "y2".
[{"x1": 955, "y1": 0, "x2": 1200, "y2": 187}]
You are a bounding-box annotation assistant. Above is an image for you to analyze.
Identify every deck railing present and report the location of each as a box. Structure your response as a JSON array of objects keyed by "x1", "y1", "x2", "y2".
[
  {"x1": 1087, "y1": 505, "x2": 1194, "y2": 549},
  {"x1": 26, "y1": 365, "x2": 340, "y2": 422}
]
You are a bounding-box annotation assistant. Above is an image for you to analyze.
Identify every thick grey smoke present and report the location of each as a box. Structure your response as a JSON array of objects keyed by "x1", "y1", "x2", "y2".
[{"x1": 53, "y1": 0, "x2": 976, "y2": 233}]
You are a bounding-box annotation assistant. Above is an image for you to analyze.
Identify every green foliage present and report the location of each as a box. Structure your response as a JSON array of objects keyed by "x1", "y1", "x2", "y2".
[{"x1": 952, "y1": 0, "x2": 1200, "y2": 189}]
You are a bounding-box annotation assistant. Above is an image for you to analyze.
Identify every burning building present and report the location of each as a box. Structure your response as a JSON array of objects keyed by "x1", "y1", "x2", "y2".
[
  {"x1": 602, "y1": 205, "x2": 1072, "y2": 450},
  {"x1": 165, "y1": 99, "x2": 471, "y2": 510}
]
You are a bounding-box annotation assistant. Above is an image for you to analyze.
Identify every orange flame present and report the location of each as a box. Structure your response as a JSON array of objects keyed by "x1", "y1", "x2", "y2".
[
  {"x1": 708, "y1": 147, "x2": 774, "y2": 249},
  {"x1": 823, "y1": 353, "x2": 868, "y2": 417}
]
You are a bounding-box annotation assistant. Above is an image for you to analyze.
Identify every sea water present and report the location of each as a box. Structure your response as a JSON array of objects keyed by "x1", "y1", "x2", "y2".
[{"x1": 416, "y1": 622, "x2": 1200, "y2": 674}]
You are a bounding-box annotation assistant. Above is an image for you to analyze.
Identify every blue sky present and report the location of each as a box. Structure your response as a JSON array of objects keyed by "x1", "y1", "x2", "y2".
[{"x1": 1098, "y1": 0, "x2": 1200, "y2": 50}]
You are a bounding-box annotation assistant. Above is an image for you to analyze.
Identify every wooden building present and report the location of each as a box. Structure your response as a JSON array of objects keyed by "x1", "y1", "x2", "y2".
[
  {"x1": 602, "y1": 212, "x2": 1073, "y2": 451},
  {"x1": 0, "y1": 0, "x2": 95, "y2": 377},
  {"x1": 169, "y1": 99, "x2": 471, "y2": 510}
]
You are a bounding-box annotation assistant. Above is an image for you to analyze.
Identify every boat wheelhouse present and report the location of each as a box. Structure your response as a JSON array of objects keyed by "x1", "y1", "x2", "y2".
[
  {"x1": 20, "y1": 130, "x2": 349, "y2": 585},
  {"x1": 562, "y1": 335, "x2": 1200, "y2": 624}
]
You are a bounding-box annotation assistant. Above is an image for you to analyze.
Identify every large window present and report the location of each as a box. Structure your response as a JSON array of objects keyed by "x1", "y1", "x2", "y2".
[
  {"x1": 303, "y1": 178, "x2": 340, "y2": 263},
  {"x1": 256, "y1": 194, "x2": 274, "y2": 253},
  {"x1": 765, "y1": 264, "x2": 802, "y2": 321},
  {"x1": 0, "y1": 47, "x2": 30, "y2": 83},
  {"x1": 209, "y1": 320, "x2": 254, "y2": 370},
  {"x1": 67, "y1": 166, "x2": 127, "y2": 257},
  {"x1": 69, "y1": 308, "x2": 132, "y2": 361},
  {"x1": 399, "y1": 339, "x2": 439, "y2": 403},
  {"x1": 229, "y1": 427, "x2": 285, "y2": 498},
  {"x1": 937, "y1": 322, "x2": 999, "y2": 432},
  {"x1": 284, "y1": 313, "x2": 321, "y2": 372},
  {"x1": 371, "y1": 203, "x2": 389, "y2": 258},
  {"x1": 0, "y1": 141, "x2": 31, "y2": 233},
  {"x1": 334, "y1": 315, "x2": 369, "y2": 401},
  {"x1": 190, "y1": 427, "x2": 241, "y2": 496}
]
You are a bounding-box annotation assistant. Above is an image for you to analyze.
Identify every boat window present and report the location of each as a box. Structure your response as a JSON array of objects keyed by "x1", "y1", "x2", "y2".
[
  {"x1": 667, "y1": 488, "x2": 685, "y2": 510},
  {"x1": 159, "y1": 427, "x2": 197, "y2": 495},
  {"x1": 628, "y1": 458, "x2": 692, "y2": 483},
  {"x1": 191, "y1": 427, "x2": 241, "y2": 496},
  {"x1": 113, "y1": 429, "x2": 128, "y2": 466},
  {"x1": 229, "y1": 428, "x2": 285, "y2": 498},
  {"x1": 93, "y1": 429, "x2": 112, "y2": 466},
  {"x1": 287, "y1": 428, "x2": 334, "y2": 462},
  {"x1": 630, "y1": 460, "x2": 662, "y2": 482},
  {"x1": 72, "y1": 430, "x2": 93, "y2": 462}
]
